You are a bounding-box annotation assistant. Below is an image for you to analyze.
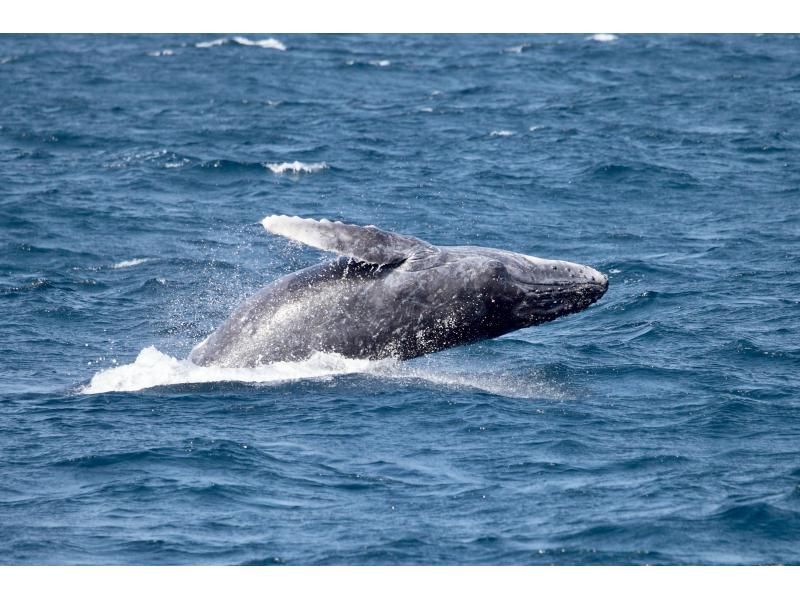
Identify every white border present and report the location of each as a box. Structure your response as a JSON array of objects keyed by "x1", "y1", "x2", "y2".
[
  {"x1": 2, "y1": 0, "x2": 800, "y2": 32},
  {"x1": 2, "y1": 566, "x2": 800, "y2": 598},
  {"x1": 2, "y1": 0, "x2": 800, "y2": 592}
]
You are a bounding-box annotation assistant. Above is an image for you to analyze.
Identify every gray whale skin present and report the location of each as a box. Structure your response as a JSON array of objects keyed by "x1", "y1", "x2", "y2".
[{"x1": 189, "y1": 216, "x2": 608, "y2": 367}]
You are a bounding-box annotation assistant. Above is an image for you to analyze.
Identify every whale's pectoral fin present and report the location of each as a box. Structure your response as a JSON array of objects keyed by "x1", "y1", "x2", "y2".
[{"x1": 262, "y1": 215, "x2": 437, "y2": 265}]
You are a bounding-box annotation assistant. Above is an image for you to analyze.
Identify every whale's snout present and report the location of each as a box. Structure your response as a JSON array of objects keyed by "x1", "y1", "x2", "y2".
[
  {"x1": 507, "y1": 255, "x2": 609, "y2": 325},
  {"x1": 585, "y1": 265, "x2": 608, "y2": 289},
  {"x1": 584, "y1": 266, "x2": 609, "y2": 300},
  {"x1": 519, "y1": 255, "x2": 607, "y2": 290},
  {"x1": 580, "y1": 270, "x2": 608, "y2": 305},
  {"x1": 563, "y1": 263, "x2": 608, "y2": 309}
]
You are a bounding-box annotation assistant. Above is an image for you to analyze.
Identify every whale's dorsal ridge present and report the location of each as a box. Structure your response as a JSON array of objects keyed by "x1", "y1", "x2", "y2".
[{"x1": 262, "y1": 215, "x2": 437, "y2": 266}]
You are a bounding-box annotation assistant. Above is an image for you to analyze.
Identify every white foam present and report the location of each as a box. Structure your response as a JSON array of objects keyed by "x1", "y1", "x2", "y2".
[
  {"x1": 82, "y1": 346, "x2": 378, "y2": 394},
  {"x1": 196, "y1": 37, "x2": 286, "y2": 51},
  {"x1": 195, "y1": 38, "x2": 227, "y2": 48},
  {"x1": 265, "y1": 161, "x2": 328, "y2": 174},
  {"x1": 369, "y1": 59, "x2": 391, "y2": 67},
  {"x1": 587, "y1": 33, "x2": 618, "y2": 42},
  {"x1": 164, "y1": 158, "x2": 190, "y2": 169},
  {"x1": 231, "y1": 36, "x2": 287, "y2": 51},
  {"x1": 505, "y1": 44, "x2": 530, "y2": 54},
  {"x1": 490, "y1": 130, "x2": 514, "y2": 137},
  {"x1": 81, "y1": 346, "x2": 562, "y2": 400},
  {"x1": 147, "y1": 49, "x2": 174, "y2": 57},
  {"x1": 113, "y1": 258, "x2": 150, "y2": 269}
]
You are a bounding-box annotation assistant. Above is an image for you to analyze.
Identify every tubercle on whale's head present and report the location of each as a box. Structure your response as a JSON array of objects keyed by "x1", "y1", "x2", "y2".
[{"x1": 518, "y1": 254, "x2": 608, "y2": 288}]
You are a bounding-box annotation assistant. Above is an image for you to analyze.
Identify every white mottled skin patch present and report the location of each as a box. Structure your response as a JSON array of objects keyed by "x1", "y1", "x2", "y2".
[
  {"x1": 262, "y1": 215, "x2": 339, "y2": 252},
  {"x1": 262, "y1": 215, "x2": 435, "y2": 266}
]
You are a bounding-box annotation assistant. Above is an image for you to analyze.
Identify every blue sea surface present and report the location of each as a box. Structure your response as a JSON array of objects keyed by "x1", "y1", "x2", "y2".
[{"x1": 1, "y1": 34, "x2": 799, "y2": 565}]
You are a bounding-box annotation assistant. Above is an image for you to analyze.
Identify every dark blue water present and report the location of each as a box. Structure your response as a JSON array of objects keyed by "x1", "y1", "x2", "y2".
[{"x1": 2, "y1": 34, "x2": 800, "y2": 565}]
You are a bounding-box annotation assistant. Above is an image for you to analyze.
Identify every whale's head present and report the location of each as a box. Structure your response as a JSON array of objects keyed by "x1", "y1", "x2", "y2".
[{"x1": 470, "y1": 248, "x2": 608, "y2": 328}]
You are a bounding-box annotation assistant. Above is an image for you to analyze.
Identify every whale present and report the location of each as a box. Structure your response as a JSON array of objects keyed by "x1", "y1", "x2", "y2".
[{"x1": 189, "y1": 216, "x2": 608, "y2": 367}]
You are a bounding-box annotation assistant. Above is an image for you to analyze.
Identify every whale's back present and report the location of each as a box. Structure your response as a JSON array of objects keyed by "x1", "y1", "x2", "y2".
[{"x1": 189, "y1": 258, "x2": 394, "y2": 367}]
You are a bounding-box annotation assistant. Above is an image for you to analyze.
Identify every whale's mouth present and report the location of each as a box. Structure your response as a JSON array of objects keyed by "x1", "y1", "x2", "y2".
[
  {"x1": 514, "y1": 279, "x2": 608, "y2": 324},
  {"x1": 570, "y1": 280, "x2": 609, "y2": 309},
  {"x1": 518, "y1": 278, "x2": 608, "y2": 297}
]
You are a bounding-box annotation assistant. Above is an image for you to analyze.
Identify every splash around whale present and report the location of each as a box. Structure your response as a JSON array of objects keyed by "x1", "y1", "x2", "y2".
[{"x1": 188, "y1": 216, "x2": 608, "y2": 368}]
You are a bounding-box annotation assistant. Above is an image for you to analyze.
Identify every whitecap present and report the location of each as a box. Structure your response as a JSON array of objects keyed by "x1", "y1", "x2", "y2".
[
  {"x1": 265, "y1": 161, "x2": 328, "y2": 174},
  {"x1": 345, "y1": 59, "x2": 391, "y2": 67},
  {"x1": 113, "y1": 258, "x2": 150, "y2": 269},
  {"x1": 164, "y1": 158, "x2": 190, "y2": 169},
  {"x1": 587, "y1": 33, "x2": 618, "y2": 42},
  {"x1": 490, "y1": 130, "x2": 514, "y2": 137},
  {"x1": 196, "y1": 36, "x2": 286, "y2": 51},
  {"x1": 147, "y1": 49, "x2": 174, "y2": 57},
  {"x1": 231, "y1": 36, "x2": 287, "y2": 51},
  {"x1": 195, "y1": 38, "x2": 227, "y2": 48},
  {"x1": 505, "y1": 44, "x2": 530, "y2": 54}
]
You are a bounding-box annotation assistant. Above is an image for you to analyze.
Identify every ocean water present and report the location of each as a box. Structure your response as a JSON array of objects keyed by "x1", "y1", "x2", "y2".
[{"x1": 1, "y1": 34, "x2": 799, "y2": 565}]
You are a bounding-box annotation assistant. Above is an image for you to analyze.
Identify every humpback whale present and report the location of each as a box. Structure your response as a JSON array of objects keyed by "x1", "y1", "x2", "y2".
[{"x1": 189, "y1": 216, "x2": 608, "y2": 367}]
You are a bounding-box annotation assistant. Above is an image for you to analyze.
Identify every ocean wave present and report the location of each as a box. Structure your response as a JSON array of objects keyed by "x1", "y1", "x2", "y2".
[
  {"x1": 587, "y1": 34, "x2": 618, "y2": 42},
  {"x1": 81, "y1": 346, "x2": 562, "y2": 399},
  {"x1": 345, "y1": 59, "x2": 391, "y2": 67},
  {"x1": 711, "y1": 503, "x2": 800, "y2": 539},
  {"x1": 195, "y1": 37, "x2": 286, "y2": 51},
  {"x1": 113, "y1": 258, "x2": 150, "y2": 269},
  {"x1": 195, "y1": 38, "x2": 227, "y2": 48},
  {"x1": 105, "y1": 148, "x2": 180, "y2": 169},
  {"x1": 490, "y1": 130, "x2": 514, "y2": 137},
  {"x1": 199, "y1": 159, "x2": 269, "y2": 172},
  {"x1": 232, "y1": 36, "x2": 286, "y2": 51},
  {"x1": 0, "y1": 277, "x2": 51, "y2": 296},
  {"x1": 265, "y1": 161, "x2": 329, "y2": 174},
  {"x1": 505, "y1": 43, "x2": 531, "y2": 54},
  {"x1": 582, "y1": 161, "x2": 700, "y2": 187},
  {"x1": 106, "y1": 150, "x2": 299, "y2": 173}
]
